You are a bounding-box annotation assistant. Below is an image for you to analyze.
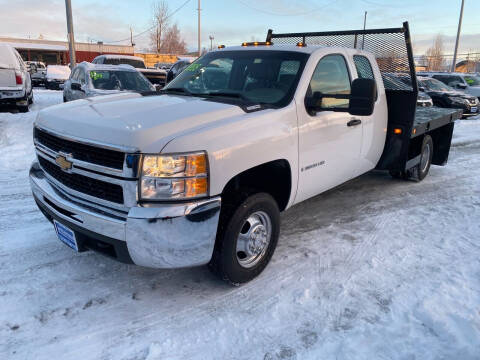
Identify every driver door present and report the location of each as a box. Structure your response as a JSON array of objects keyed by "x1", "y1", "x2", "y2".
[{"x1": 295, "y1": 53, "x2": 363, "y2": 203}]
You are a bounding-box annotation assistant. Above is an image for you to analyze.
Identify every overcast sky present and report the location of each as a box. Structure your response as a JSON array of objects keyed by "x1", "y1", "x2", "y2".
[{"x1": 0, "y1": 0, "x2": 479, "y2": 56}]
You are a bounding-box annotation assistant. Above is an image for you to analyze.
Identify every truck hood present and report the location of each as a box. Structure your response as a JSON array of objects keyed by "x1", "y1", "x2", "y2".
[{"x1": 36, "y1": 93, "x2": 245, "y2": 153}]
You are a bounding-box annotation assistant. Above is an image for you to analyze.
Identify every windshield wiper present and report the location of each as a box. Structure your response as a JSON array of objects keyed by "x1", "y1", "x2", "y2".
[
  {"x1": 203, "y1": 91, "x2": 249, "y2": 101},
  {"x1": 161, "y1": 87, "x2": 193, "y2": 95}
]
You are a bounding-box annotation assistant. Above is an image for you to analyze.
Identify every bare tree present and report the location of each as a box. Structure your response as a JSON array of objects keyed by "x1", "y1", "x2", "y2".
[
  {"x1": 162, "y1": 24, "x2": 187, "y2": 54},
  {"x1": 425, "y1": 34, "x2": 445, "y2": 71},
  {"x1": 149, "y1": 1, "x2": 170, "y2": 54}
]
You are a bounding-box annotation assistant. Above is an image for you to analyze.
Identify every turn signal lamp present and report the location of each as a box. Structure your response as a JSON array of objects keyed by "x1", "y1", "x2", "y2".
[
  {"x1": 394, "y1": 128, "x2": 402, "y2": 135},
  {"x1": 218, "y1": 45, "x2": 225, "y2": 49},
  {"x1": 296, "y1": 42, "x2": 306, "y2": 47}
]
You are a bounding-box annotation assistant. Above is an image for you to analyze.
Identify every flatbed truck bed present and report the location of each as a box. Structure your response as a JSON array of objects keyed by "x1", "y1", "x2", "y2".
[{"x1": 413, "y1": 107, "x2": 462, "y2": 138}]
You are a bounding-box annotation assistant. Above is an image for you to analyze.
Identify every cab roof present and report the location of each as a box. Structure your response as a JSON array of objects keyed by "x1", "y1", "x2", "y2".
[{"x1": 215, "y1": 44, "x2": 326, "y2": 54}]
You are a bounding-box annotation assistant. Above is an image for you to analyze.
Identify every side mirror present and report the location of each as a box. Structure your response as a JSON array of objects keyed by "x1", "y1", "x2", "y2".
[
  {"x1": 419, "y1": 86, "x2": 426, "y2": 92},
  {"x1": 59, "y1": 83, "x2": 64, "y2": 90},
  {"x1": 154, "y1": 84, "x2": 162, "y2": 92},
  {"x1": 71, "y1": 82, "x2": 83, "y2": 92},
  {"x1": 348, "y1": 78, "x2": 376, "y2": 116},
  {"x1": 457, "y1": 83, "x2": 467, "y2": 89}
]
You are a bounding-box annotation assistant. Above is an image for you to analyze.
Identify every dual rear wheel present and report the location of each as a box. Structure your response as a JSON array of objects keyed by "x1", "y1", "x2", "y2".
[{"x1": 389, "y1": 135, "x2": 433, "y2": 181}]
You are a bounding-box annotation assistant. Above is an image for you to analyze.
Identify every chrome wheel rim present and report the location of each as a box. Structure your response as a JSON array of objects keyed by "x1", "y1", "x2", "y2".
[
  {"x1": 236, "y1": 211, "x2": 272, "y2": 268},
  {"x1": 421, "y1": 142, "x2": 431, "y2": 173}
]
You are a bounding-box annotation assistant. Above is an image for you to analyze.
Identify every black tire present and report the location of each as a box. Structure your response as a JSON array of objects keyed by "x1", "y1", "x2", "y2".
[
  {"x1": 209, "y1": 192, "x2": 280, "y2": 285},
  {"x1": 17, "y1": 92, "x2": 30, "y2": 113},
  {"x1": 412, "y1": 135, "x2": 433, "y2": 181},
  {"x1": 63, "y1": 96, "x2": 67, "y2": 103},
  {"x1": 389, "y1": 135, "x2": 433, "y2": 182}
]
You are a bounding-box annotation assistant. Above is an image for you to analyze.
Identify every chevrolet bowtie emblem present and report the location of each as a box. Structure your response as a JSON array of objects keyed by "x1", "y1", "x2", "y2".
[{"x1": 55, "y1": 154, "x2": 73, "y2": 171}]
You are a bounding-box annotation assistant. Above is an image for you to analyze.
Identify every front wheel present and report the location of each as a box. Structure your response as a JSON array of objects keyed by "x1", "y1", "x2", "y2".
[{"x1": 209, "y1": 192, "x2": 280, "y2": 285}]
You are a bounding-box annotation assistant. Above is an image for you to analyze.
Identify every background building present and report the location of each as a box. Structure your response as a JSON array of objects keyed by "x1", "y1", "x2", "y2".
[{"x1": 0, "y1": 37, "x2": 134, "y2": 64}]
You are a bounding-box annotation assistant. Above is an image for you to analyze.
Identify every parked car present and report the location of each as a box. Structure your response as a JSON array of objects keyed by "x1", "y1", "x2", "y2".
[
  {"x1": 0, "y1": 43, "x2": 33, "y2": 112},
  {"x1": 30, "y1": 22, "x2": 463, "y2": 285},
  {"x1": 382, "y1": 74, "x2": 433, "y2": 107},
  {"x1": 166, "y1": 58, "x2": 194, "y2": 83},
  {"x1": 45, "y1": 65, "x2": 71, "y2": 90},
  {"x1": 419, "y1": 72, "x2": 480, "y2": 99},
  {"x1": 26, "y1": 61, "x2": 47, "y2": 86},
  {"x1": 63, "y1": 62, "x2": 155, "y2": 102},
  {"x1": 92, "y1": 55, "x2": 167, "y2": 86},
  {"x1": 417, "y1": 76, "x2": 479, "y2": 117},
  {"x1": 154, "y1": 62, "x2": 172, "y2": 71}
]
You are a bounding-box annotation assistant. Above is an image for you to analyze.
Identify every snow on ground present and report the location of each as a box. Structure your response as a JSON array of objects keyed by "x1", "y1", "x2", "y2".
[{"x1": 0, "y1": 90, "x2": 479, "y2": 360}]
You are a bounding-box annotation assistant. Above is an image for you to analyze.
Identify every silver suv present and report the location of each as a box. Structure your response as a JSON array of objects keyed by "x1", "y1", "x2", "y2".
[
  {"x1": 63, "y1": 62, "x2": 154, "y2": 102},
  {"x1": 0, "y1": 44, "x2": 33, "y2": 112}
]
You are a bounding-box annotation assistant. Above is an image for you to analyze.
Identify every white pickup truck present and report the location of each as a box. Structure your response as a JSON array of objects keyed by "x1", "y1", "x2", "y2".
[{"x1": 30, "y1": 23, "x2": 461, "y2": 284}]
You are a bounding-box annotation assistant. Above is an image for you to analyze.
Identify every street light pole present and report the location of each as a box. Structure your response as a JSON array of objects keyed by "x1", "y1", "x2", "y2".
[
  {"x1": 65, "y1": 0, "x2": 76, "y2": 67},
  {"x1": 198, "y1": 0, "x2": 201, "y2": 57},
  {"x1": 451, "y1": 0, "x2": 465, "y2": 72}
]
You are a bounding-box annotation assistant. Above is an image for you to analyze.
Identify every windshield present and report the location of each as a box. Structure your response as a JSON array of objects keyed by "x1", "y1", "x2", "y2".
[
  {"x1": 464, "y1": 75, "x2": 480, "y2": 86},
  {"x1": 382, "y1": 74, "x2": 412, "y2": 90},
  {"x1": 89, "y1": 70, "x2": 153, "y2": 92},
  {"x1": 420, "y1": 78, "x2": 454, "y2": 92},
  {"x1": 164, "y1": 50, "x2": 309, "y2": 108}
]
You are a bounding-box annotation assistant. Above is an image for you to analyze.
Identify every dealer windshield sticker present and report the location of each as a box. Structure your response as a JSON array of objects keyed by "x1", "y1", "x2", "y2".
[
  {"x1": 186, "y1": 63, "x2": 202, "y2": 72},
  {"x1": 90, "y1": 71, "x2": 104, "y2": 80}
]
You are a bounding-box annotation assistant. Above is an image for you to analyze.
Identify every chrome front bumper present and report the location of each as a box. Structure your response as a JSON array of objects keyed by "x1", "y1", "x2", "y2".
[{"x1": 29, "y1": 161, "x2": 221, "y2": 268}]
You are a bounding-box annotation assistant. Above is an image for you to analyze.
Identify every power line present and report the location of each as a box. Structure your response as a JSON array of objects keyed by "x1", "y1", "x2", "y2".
[
  {"x1": 234, "y1": 0, "x2": 340, "y2": 17},
  {"x1": 95, "y1": 0, "x2": 192, "y2": 44}
]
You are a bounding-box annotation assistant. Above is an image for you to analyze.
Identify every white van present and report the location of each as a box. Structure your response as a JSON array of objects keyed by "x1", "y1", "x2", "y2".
[{"x1": 0, "y1": 44, "x2": 33, "y2": 112}]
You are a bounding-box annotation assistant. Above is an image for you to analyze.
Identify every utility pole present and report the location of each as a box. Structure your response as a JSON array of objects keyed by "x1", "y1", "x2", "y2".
[
  {"x1": 209, "y1": 35, "x2": 214, "y2": 51},
  {"x1": 198, "y1": 0, "x2": 201, "y2": 57},
  {"x1": 451, "y1": 0, "x2": 465, "y2": 72},
  {"x1": 130, "y1": 27, "x2": 135, "y2": 47},
  {"x1": 65, "y1": 0, "x2": 76, "y2": 67},
  {"x1": 362, "y1": 11, "x2": 367, "y2": 50}
]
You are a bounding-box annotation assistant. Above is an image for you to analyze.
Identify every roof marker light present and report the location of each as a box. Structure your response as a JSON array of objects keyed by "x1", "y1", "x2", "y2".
[{"x1": 240, "y1": 41, "x2": 273, "y2": 47}]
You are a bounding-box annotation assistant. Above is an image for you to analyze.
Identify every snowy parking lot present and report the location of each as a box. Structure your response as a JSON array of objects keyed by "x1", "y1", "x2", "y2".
[{"x1": 1, "y1": 89, "x2": 479, "y2": 359}]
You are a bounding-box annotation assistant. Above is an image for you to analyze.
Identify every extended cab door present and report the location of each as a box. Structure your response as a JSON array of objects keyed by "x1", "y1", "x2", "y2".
[{"x1": 294, "y1": 52, "x2": 363, "y2": 204}]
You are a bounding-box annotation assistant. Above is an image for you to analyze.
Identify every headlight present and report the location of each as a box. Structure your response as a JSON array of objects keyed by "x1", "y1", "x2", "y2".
[
  {"x1": 450, "y1": 97, "x2": 468, "y2": 105},
  {"x1": 140, "y1": 152, "x2": 208, "y2": 200}
]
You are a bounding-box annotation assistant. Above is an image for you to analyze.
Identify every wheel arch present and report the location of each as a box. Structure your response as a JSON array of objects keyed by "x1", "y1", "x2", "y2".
[{"x1": 220, "y1": 159, "x2": 292, "y2": 212}]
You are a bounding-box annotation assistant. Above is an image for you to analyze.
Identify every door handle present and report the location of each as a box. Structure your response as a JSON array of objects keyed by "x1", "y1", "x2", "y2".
[{"x1": 347, "y1": 119, "x2": 362, "y2": 127}]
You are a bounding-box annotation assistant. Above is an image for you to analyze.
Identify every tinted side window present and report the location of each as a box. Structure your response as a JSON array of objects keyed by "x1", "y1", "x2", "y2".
[
  {"x1": 353, "y1": 55, "x2": 374, "y2": 79},
  {"x1": 78, "y1": 68, "x2": 86, "y2": 84},
  {"x1": 71, "y1": 68, "x2": 79, "y2": 80},
  {"x1": 308, "y1": 54, "x2": 351, "y2": 109},
  {"x1": 433, "y1": 75, "x2": 463, "y2": 87}
]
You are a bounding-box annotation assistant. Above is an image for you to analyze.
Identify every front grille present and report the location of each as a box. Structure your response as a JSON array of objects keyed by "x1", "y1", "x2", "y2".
[
  {"x1": 38, "y1": 156, "x2": 124, "y2": 204},
  {"x1": 34, "y1": 128, "x2": 125, "y2": 170}
]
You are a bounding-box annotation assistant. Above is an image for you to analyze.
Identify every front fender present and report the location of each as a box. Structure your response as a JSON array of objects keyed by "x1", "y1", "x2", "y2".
[{"x1": 161, "y1": 102, "x2": 299, "y2": 208}]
